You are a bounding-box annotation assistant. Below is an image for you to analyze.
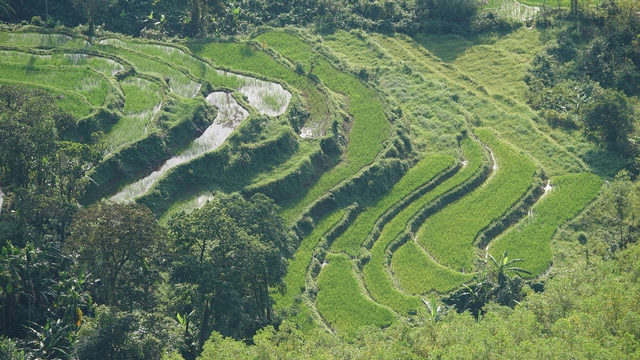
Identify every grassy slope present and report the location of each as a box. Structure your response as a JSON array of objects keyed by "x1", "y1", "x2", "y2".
[
  {"x1": 0, "y1": 29, "x2": 609, "y2": 340},
  {"x1": 100, "y1": 38, "x2": 241, "y2": 89},
  {"x1": 0, "y1": 62, "x2": 109, "y2": 107},
  {"x1": 257, "y1": 31, "x2": 391, "y2": 222},
  {"x1": 274, "y1": 211, "x2": 345, "y2": 310},
  {"x1": 322, "y1": 30, "x2": 463, "y2": 158},
  {"x1": 331, "y1": 154, "x2": 455, "y2": 256},
  {"x1": 273, "y1": 211, "x2": 345, "y2": 332},
  {"x1": 366, "y1": 139, "x2": 484, "y2": 308},
  {"x1": 416, "y1": 128, "x2": 537, "y2": 272},
  {"x1": 376, "y1": 32, "x2": 584, "y2": 176},
  {"x1": 404, "y1": 28, "x2": 624, "y2": 176},
  {"x1": 121, "y1": 77, "x2": 162, "y2": 114},
  {"x1": 95, "y1": 45, "x2": 200, "y2": 98},
  {"x1": 393, "y1": 242, "x2": 474, "y2": 295},
  {"x1": 316, "y1": 253, "x2": 395, "y2": 338},
  {"x1": 489, "y1": 172, "x2": 601, "y2": 275}
]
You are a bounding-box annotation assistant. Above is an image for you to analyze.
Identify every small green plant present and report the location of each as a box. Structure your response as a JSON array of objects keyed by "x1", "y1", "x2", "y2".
[{"x1": 294, "y1": 60, "x2": 305, "y2": 75}]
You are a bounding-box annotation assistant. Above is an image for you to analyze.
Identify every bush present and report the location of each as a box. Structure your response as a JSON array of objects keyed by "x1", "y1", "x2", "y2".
[{"x1": 581, "y1": 86, "x2": 635, "y2": 154}]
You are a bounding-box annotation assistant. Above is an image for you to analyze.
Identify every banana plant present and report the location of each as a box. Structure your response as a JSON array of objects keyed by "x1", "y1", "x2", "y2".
[
  {"x1": 24, "y1": 318, "x2": 74, "y2": 360},
  {"x1": 487, "y1": 250, "x2": 531, "y2": 288},
  {"x1": 422, "y1": 298, "x2": 446, "y2": 322}
]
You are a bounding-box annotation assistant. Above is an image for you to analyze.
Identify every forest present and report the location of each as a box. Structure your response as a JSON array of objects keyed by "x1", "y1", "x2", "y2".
[{"x1": 0, "y1": 0, "x2": 639, "y2": 359}]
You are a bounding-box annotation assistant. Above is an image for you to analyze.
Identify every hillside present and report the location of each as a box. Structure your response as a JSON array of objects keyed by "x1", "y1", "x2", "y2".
[{"x1": 0, "y1": 0, "x2": 639, "y2": 358}]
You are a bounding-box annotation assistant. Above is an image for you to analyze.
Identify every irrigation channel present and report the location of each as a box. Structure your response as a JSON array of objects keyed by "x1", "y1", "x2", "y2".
[{"x1": 111, "y1": 77, "x2": 290, "y2": 203}]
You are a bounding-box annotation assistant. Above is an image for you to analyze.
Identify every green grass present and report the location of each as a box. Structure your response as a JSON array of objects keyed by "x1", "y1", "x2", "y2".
[
  {"x1": 188, "y1": 41, "x2": 330, "y2": 130},
  {"x1": 0, "y1": 61, "x2": 109, "y2": 107},
  {"x1": 103, "y1": 78, "x2": 163, "y2": 152},
  {"x1": 331, "y1": 154, "x2": 455, "y2": 256},
  {"x1": 245, "y1": 141, "x2": 320, "y2": 188},
  {"x1": 322, "y1": 30, "x2": 463, "y2": 157},
  {"x1": 0, "y1": 32, "x2": 88, "y2": 48},
  {"x1": 372, "y1": 32, "x2": 586, "y2": 176},
  {"x1": 366, "y1": 139, "x2": 484, "y2": 309},
  {"x1": 96, "y1": 45, "x2": 201, "y2": 98},
  {"x1": 322, "y1": 29, "x2": 391, "y2": 69},
  {"x1": 0, "y1": 48, "x2": 125, "y2": 78},
  {"x1": 416, "y1": 128, "x2": 537, "y2": 273},
  {"x1": 257, "y1": 31, "x2": 390, "y2": 221},
  {"x1": 0, "y1": 79, "x2": 94, "y2": 119},
  {"x1": 121, "y1": 77, "x2": 162, "y2": 114},
  {"x1": 316, "y1": 253, "x2": 395, "y2": 338},
  {"x1": 489, "y1": 172, "x2": 601, "y2": 276},
  {"x1": 103, "y1": 111, "x2": 155, "y2": 153},
  {"x1": 392, "y1": 242, "x2": 474, "y2": 295},
  {"x1": 0, "y1": 49, "x2": 125, "y2": 115},
  {"x1": 100, "y1": 38, "x2": 242, "y2": 89}
]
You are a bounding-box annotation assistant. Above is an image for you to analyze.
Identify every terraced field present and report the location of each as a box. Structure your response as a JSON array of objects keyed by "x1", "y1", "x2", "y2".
[{"x1": 1, "y1": 21, "x2": 605, "y2": 340}]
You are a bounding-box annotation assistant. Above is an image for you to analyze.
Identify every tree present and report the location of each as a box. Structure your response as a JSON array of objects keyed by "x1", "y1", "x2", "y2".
[
  {"x1": 601, "y1": 170, "x2": 639, "y2": 250},
  {"x1": 0, "y1": 85, "x2": 64, "y2": 190},
  {"x1": 571, "y1": 0, "x2": 579, "y2": 15},
  {"x1": 188, "y1": 0, "x2": 221, "y2": 37},
  {"x1": 487, "y1": 250, "x2": 531, "y2": 308},
  {"x1": 64, "y1": 202, "x2": 167, "y2": 311},
  {"x1": 0, "y1": 240, "x2": 82, "y2": 344},
  {"x1": 416, "y1": 0, "x2": 478, "y2": 23},
  {"x1": 167, "y1": 193, "x2": 290, "y2": 353},
  {"x1": 581, "y1": 86, "x2": 635, "y2": 154},
  {"x1": 0, "y1": 84, "x2": 97, "y2": 246},
  {"x1": 70, "y1": 0, "x2": 113, "y2": 36},
  {"x1": 0, "y1": 0, "x2": 13, "y2": 16},
  {"x1": 74, "y1": 304, "x2": 183, "y2": 360}
]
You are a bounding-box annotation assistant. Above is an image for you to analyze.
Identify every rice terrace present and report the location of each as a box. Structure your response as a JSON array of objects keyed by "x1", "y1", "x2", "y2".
[{"x1": 0, "y1": 0, "x2": 639, "y2": 358}]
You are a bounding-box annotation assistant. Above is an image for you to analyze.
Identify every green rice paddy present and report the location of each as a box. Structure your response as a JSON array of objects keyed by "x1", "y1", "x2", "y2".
[
  {"x1": 1, "y1": 22, "x2": 610, "y2": 339},
  {"x1": 331, "y1": 154, "x2": 455, "y2": 256},
  {"x1": 367, "y1": 139, "x2": 484, "y2": 307}
]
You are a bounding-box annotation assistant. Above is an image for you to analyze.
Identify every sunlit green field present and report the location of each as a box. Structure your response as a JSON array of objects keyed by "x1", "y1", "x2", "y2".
[{"x1": 0, "y1": 21, "x2": 610, "y2": 340}]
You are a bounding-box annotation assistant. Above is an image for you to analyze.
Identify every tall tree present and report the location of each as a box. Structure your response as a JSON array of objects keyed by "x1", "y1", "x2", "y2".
[
  {"x1": 70, "y1": 0, "x2": 113, "y2": 36},
  {"x1": 189, "y1": 0, "x2": 221, "y2": 37},
  {"x1": 601, "y1": 170, "x2": 639, "y2": 249},
  {"x1": 168, "y1": 193, "x2": 290, "y2": 353},
  {"x1": 65, "y1": 202, "x2": 167, "y2": 311},
  {"x1": 0, "y1": 84, "x2": 97, "y2": 245}
]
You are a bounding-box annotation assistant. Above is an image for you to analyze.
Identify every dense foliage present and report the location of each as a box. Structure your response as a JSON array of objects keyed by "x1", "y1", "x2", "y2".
[
  {"x1": 1, "y1": 1, "x2": 640, "y2": 359},
  {"x1": 526, "y1": 0, "x2": 640, "y2": 156},
  {"x1": 167, "y1": 193, "x2": 291, "y2": 354},
  {"x1": 0, "y1": 85, "x2": 292, "y2": 359},
  {"x1": 1, "y1": 0, "x2": 486, "y2": 38},
  {"x1": 194, "y1": 240, "x2": 640, "y2": 359}
]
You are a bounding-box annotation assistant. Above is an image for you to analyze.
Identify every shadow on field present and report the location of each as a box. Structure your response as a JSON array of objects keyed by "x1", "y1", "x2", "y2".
[
  {"x1": 582, "y1": 148, "x2": 628, "y2": 178},
  {"x1": 410, "y1": 27, "x2": 520, "y2": 63}
]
